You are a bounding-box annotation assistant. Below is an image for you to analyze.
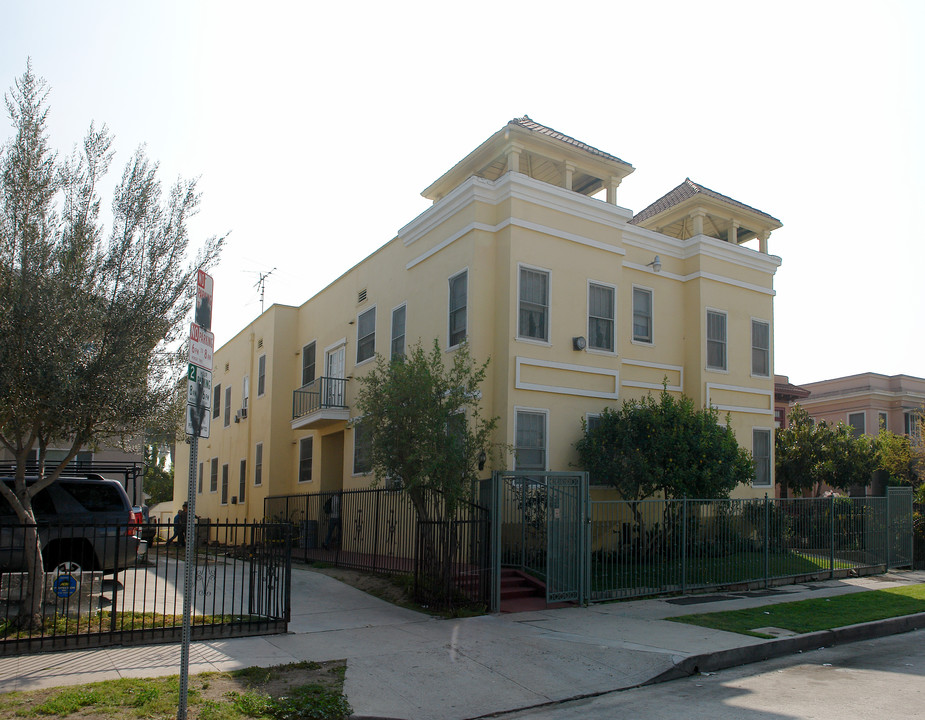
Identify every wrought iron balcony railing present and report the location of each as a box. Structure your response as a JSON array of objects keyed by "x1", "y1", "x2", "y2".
[{"x1": 292, "y1": 376, "x2": 348, "y2": 420}]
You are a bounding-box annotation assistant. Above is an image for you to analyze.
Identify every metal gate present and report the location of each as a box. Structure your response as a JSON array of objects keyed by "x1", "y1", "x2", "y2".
[
  {"x1": 489, "y1": 472, "x2": 588, "y2": 611},
  {"x1": 887, "y1": 486, "x2": 913, "y2": 569}
]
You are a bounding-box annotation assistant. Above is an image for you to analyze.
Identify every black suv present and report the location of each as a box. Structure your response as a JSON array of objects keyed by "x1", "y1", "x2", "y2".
[{"x1": 0, "y1": 474, "x2": 147, "y2": 573}]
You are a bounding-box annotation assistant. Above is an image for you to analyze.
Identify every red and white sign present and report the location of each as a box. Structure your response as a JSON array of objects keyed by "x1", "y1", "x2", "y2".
[{"x1": 189, "y1": 322, "x2": 214, "y2": 371}]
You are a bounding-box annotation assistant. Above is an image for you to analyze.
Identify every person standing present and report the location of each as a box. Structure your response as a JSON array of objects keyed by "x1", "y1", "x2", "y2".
[{"x1": 166, "y1": 502, "x2": 189, "y2": 547}]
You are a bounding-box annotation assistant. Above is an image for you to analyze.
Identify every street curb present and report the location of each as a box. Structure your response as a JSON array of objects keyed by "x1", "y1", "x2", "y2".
[{"x1": 646, "y1": 611, "x2": 925, "y2": 684}]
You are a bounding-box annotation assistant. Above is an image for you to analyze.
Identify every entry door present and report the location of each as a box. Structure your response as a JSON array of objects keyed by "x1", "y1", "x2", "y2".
[{"x1": 325, "y1": 345, "x2": 345, "y2": 407}]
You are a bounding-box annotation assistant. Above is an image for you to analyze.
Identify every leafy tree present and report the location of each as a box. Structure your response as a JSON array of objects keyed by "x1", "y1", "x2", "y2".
[
  {"x1": 143, "y1": 443, "x2": 174, "y2": 505},
  {"x1": 355, "y1": 339, "x2": 498, "y2": 607},
  {"x1": 874, "y1": 429, "x2": 918, "y2": 487},
  {"x1": 0, "y1": 62, "x2": 222, "y2": 626},
  {"x1": 776, "y1": 405, "x2": 878, "y2": 496},
  {"x1": 575, "y1": 388, "x2": 753, "y2": 508}
]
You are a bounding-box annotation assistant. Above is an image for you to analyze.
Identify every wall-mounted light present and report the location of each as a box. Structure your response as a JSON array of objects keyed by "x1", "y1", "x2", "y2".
[
  {"x1": 646, "y1": 255, "x2": 662, "y2": 272},
  {"x1": 572, "y1": 336, "x2": 587, "y2": 351}
]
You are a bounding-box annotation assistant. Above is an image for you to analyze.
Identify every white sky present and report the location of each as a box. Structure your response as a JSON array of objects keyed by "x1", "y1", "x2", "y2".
[{"x1": 3, "y1": 0, "x2": 923, "y2": 386}]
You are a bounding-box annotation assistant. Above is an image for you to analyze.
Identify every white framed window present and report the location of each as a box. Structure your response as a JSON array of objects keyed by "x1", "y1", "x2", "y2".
[
  {"x1": 302, "y1": 341, "x2": 316, "y2": 386},
  {"x1": 356, "y1": 306, "x2": 376, "y2": 364},
  {"x1": 448, "y1": 270, "x2": 467, "y2": 348},
  {"x1": 706, "y1": 309, "x2": 727, "y2": 371},
  {"x1": 751, "y1": 319, "x2": 770, "y2": 377},
  {"x1": 391, "y1": 305, "x2": 406, "y2": 360},
  {"x1": 518, "y1": 266, "x2": 549, "y2": 342},
  {"x1": 752, "y1": 428, "x2": 772, "y2": 486},
  {"x1": 223, "y1": 385, "x2": 232, "y2": 427},
  {"x1": 254, "y1": 442, "x2": 263, "y2": 486},
  {"x1": 238, "y1": 459, "x2": 246, "y2": 503},
  {"x1": 298, "y1": 437, "x2": 313, "y2": 483},
  {"x1": 848, "y1": 412, "x2": 866, "y2": 437},
  {"x1": 905, "y1": 411, "x2": 921, "y2": 439},
  {"x1": 213, "y1": 383, "x2": 221, "y2": 419},
  {"x1": 353, "y1": 419, "x2": 372, "y2": 475},
  {"x1": 632, "y1": 286, "x2": 653, "y2": 344},
  {"x1": 878, "y1": 412, "x2": 888, "y2": 431},
  {"x1": 588, "y1": 281, "x2": 615, "y2": 352},
  {"x1": 198, "y1": 462, "x2": 203, "y2": 494},
  {"x1": 257, "y1": 354, "x2": 266, "y2": 396},
  {"x1": 514, "y1": 408, "x2": 548, "y2": 471},
  {"x1": 242, "y1": 375, "x2": 249, "y2": 410},
  {"x1": 221, "y1": 463, "x2": 229, "y2": 504},
  {"x1": 210, "y1": 458, "x2": 218, "y2": 493}
]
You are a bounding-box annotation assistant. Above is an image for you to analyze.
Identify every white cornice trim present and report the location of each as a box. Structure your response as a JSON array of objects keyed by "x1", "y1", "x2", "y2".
[
  {"x1": 623, "y1": 228, "x2": 782, "y2": 275},
  {"x1": 621, "y1": 359, "x2": 684, "y2": 392},
  {"x1": 516, "y1": 356, "x2": 619, "y2": 399},
  {"x1": 706, "y1": 382, "x2": 774, "y2": 416}
]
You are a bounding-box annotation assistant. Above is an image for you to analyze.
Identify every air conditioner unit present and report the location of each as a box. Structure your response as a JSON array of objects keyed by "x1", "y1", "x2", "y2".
[{"x1": 240, "y1": 407, "x2": 248, "y2": 419}]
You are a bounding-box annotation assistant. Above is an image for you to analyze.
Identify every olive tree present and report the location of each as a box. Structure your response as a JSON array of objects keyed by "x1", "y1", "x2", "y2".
[{"x1": 0, "y1": 62, "x2": 223, "y2": 626}]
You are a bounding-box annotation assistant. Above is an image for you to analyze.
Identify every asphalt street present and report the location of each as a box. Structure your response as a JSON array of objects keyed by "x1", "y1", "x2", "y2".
[{"x1": 497, "y1": 628, "x2": 925, "y2": 720}]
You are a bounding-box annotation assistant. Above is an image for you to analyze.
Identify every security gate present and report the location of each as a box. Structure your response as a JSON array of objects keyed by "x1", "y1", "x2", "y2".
[
  {"x1": 887, "y1": 486, "x2": 913, "y2": 569},
  {"x1": 489, "y1": 472, "x2": 588, "y2": 611}
]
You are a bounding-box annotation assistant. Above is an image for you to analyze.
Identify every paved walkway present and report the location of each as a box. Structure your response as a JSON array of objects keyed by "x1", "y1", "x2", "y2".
[{"x1": 0, "y1": 566, "x2": 922, "y2": 720}]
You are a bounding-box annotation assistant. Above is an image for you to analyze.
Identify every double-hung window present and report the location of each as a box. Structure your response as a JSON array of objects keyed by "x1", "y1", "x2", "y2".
[
  {"x1": 751, "y1": 320, "x2": 770, "y2": 376},
  {"x1": 357, "y1": 307, "x2": 376, "y2": 364},
  {"x1": 210, "y1": 458, "x2": 218, "y2": 493},
  {"x1": 633, "y1": 287, "x2": 653, "y2": 344},
  {"x1": 391, "y1": 305, "x2": 406, "y2": 359},
  {"x1": 519, "y1": 267, "x2": 549, "y2": 341},
  {"x1": 302, "y1": 342, "x2": 316, "y2": 386},
  {"x1": 515, "y1": 410, "x2": 547, "y2": 471},
  {"x1": 448, "y1": 271, "x2": 467, "y2": 347},
  {"x1": 299, "y1": 437, "x2": 313, "y2": 483},
  {"x1": 221, "y1": 464, "x2": 229, "y2": 504},
  {"x1": 706, "y1": 310, "x2": 727, "y2": 371},
  {"x1": 213, "y1": 384, "x2": 221, "y2": 419},
  {"x1": 257, "y1": 355, "x2": 266, "y2": 396},
  {"x1": 353, "y1": 420, "x2": 372, "y2": 474},
  {"x1": 224, "y1": 385, "x2": 232, "y2": 427},
  {"x1": 848, "y1": 412, "x2": 866, "y2": 438},
  {"x1": 254, "y1": 442, "x2": 263, "y2": 486},
  {"x1": 588, "y1": 282, "x2": 615, "y2": 352},
  {"x1": 752, "y1": 429, "x2": 771, "y2": 486},
  {"x1": 239, "y1": 459, "x2": 246, "y2": 502}
]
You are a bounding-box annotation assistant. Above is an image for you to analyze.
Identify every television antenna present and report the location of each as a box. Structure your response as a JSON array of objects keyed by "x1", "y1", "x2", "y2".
[{"x1": 254, "y1": 268, "x2": 276, "y2": 314}]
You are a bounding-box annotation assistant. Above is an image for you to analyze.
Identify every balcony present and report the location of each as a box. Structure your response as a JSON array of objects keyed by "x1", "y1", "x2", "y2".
[{"x1": 291, "y1": 377, "x2": 350, "y2": 430}]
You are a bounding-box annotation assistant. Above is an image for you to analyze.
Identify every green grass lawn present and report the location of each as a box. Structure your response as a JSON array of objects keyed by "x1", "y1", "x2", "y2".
[{"x1": 669, "y1": 583, "x2": 925, "y2": 638}]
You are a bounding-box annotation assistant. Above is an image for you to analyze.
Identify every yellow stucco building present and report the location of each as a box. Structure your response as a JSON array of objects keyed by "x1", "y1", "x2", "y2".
[{"x1": 174, "y1": 117, "x2": 783, "y2": 520}]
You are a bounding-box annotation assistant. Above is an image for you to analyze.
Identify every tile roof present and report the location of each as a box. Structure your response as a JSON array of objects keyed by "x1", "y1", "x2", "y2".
[
  {"x1": 508, "y1": 116, "x2": 632, "y2": 168},
  {"x1": 630, "y1": 178, "x2": 781, "y2": 226}
]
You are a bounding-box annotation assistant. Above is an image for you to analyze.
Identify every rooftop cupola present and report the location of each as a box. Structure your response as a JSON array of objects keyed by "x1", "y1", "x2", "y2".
[
  {"x1": 422, "y1": 116, "x2": 635, "y2": 205},
  {"x1": 630, "y1": 178, "x2": 782, "y2": 254}
]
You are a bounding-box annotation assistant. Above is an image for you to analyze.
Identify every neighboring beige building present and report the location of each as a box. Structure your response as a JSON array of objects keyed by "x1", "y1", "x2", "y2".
[
  {"x1": 175, "y1": 117, "x2": 784, "y2": 521},
  {"x1": 798, "y1": 373, "x2": 925, "y2": 438}
]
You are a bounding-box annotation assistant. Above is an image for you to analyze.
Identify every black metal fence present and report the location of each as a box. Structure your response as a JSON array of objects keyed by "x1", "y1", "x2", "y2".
[
  {"x1": 0, "y1": 520, "x2": 291, "y2": 655},
  {"x1": 265, "y1": 488, "x2": 491, "y2": 610},
  {"x1": 915, "y1": 502, "x2": 925, "y2": 570}
]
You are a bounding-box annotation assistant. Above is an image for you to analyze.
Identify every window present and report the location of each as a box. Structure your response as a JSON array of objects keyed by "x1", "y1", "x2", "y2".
[
  {"x1": 515, "y1": 410, "x2": 547, "y2": 471},
  {"x1": 221, "y1": 464, "x2": 229, "y2": 504},
  {"x1": 848, "y1": 412, "x2": 866, "y2": 437},
  {"x1": 257, "y1": 355, "x2": 266, "y2": 396},
  {"x1": 213, "y1": 383, "x2": 221, "y2": 419},
  {"x1": 706, "y1": 310, "x2": 727, "y2": 371},
  {"x1": 752, "y1": 429, "x2": 771, "y2": 486},
  {"x1": 448, "y1": 271, "x2": 467, "y2": 347},
  {"x1": 357, "y1": 307, "x2": 376, "y2": 363},
  {"x1": 239, "y1": 459, "x2": 246, "y2": 503},
  {"x1": 299, "y1": 437, "x2": 313, "y2": 483},
  {"x1": 254, "y1": 442, "x2": 263, "y2": 486},
  {"x1": 632, "y1": 287, "x2": 653, "y2": 344},
  {"x1": 905, "y1": 411, "x2": 921, "y2": 438},
  {"x1": 751, "y1": 320, "x2": 770, "y2": 376},
  {"x1": 210, "y1": 458, "x2": 218, "y2": 493},
  {"x1": 224, "y1": 385, "x2": 232, "y2": 427},
  {"x1": 879, "y1": 412, "x2": 888, "y2": 431},
  {"x1": 242, "y1": 375, "x2": 249, "y2": 410},
  {"x1": 302, "y1": 342, "x2": 316, "y2": 386},
  {"x1": 353, "y1": 420, "x2": 372, "y2": 474},
  {"x1": 586, "y1": 414, "x2": 602, "y2": 433},
  {"x1": 198, "y1": 462, "x2": 203, "y2": 494},
  {"x1": 519, "y1": 267, "x2": 549, "y2": 341},
  {"x1": 588, "y1": 282, "x2": 615, "y2": 352},
  {"x1": 391, "y1": 305, "x2": 406, "y2": 360}
]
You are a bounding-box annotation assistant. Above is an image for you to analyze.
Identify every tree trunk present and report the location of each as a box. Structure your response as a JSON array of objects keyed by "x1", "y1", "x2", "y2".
[{"x1": 20, "y1": 522, "x2": 45, "y2": 630}]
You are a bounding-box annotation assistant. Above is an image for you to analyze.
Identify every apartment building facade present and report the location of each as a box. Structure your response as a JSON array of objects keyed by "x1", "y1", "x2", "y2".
[{"x1": 174, "y1": 117, "x2": 784, "y2": 520}]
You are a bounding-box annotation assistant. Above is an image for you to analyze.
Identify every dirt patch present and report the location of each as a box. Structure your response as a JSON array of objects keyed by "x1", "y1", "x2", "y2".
[{"x1": 302, "y1": 564, "x2": 416, "y2": 607}]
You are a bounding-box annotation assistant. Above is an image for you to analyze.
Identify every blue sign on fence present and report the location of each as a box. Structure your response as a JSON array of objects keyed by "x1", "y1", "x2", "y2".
[{"x1": 52, "y1": 573, "x2": 78, "y2": 599}]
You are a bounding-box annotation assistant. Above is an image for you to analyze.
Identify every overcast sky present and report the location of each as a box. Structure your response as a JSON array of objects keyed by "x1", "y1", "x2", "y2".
[{"x1": 3, "y1": 0, "x2": 923, "y2": 386}]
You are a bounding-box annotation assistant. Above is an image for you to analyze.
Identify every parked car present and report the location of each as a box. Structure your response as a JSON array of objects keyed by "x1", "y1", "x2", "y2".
[{"x1": 0, "y1": 474, "x2": 147, "y2": 574}]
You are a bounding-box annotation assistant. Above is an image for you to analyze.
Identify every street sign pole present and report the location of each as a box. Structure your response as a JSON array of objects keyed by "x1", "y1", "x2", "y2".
[{"x1": 177, "y1": 435, "x2": 198, "y2": 720}]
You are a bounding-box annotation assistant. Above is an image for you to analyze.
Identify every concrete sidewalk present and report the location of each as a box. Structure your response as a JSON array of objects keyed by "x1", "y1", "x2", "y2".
[{"x1": 0, "y1": 566, "x2": 922, "y2": 720}]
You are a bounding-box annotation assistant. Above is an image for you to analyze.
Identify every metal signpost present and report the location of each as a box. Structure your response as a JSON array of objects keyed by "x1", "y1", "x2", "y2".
[{"x1": 178, "y1": 271, "x2": 213, "y2": 720}]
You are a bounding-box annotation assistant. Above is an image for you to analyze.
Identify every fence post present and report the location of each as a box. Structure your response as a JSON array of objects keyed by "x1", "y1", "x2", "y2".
[
  {"x1": 764, "y1": 494, "x2": 770, "y2": 589},
  {"x1": 373, "y1": 490, "x2": 381, "y2": 573},
  {"x1": 830, "y1": 494, "x2": 835, "y2": 579},
  {"x1": 681, "y1": 497, "x2": 687, "y2": 594}
]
